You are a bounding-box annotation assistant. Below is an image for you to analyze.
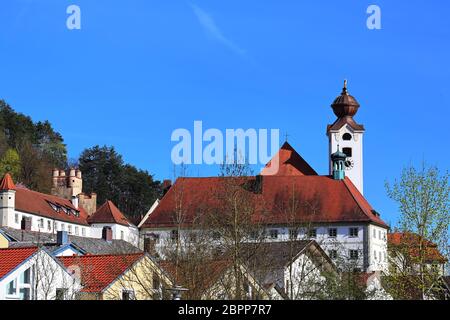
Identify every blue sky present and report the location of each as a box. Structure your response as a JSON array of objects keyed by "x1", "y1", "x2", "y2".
[{"x1": 0, "y1": 0, "x2": 449, "y2": 226}]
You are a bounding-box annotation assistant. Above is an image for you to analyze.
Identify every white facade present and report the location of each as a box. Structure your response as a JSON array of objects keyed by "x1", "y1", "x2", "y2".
[
  {"x1": 0, "y1": 249, "x2": 80, "y2": 300},
  {"x1": 141, "y1": 222, "x2": 389, "y2": 272},
  {"x1": 90, "y1": 223, "x2": 139, "y2": 247},
  {"x1": 328, "y1": 124, "x2": 364, "y2": 194}
]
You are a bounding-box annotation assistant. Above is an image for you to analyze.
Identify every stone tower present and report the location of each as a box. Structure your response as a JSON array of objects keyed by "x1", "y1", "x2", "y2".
[
  {"x1": 327, "y1": 81, "x2": 365, "y2": 194},
  {"x1": 51, "y1": 168, "x2": 97, "y2": 215}
]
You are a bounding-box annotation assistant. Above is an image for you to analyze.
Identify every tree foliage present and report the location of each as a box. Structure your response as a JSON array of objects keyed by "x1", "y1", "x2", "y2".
[
  {"x1": 0, "y1": 100, "x2": 67, "y2": 192},
  {"x1": 78, "y1": 145, "x2": 162, "y2": 219}
]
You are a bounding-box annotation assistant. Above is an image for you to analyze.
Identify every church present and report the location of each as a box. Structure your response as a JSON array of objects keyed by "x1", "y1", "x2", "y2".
[{"x1": 140, "y1": 81, "x2": 389, "y2": 273}]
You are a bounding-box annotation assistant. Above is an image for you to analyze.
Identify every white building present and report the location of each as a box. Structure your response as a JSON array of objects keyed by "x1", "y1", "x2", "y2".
[
  {"x1": 139, "y1": 82, "x2": 389, "y2": 273},
  {"x1": 0, "y1": 247, "x2": 80, "y2": 300},
  {"x1": 0, "y1": 173, "x2": 139, "y2": 248}
]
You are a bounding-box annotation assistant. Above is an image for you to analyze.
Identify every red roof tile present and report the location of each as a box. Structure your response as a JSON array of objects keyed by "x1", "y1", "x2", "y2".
[
  {"x1": 15, "y1": 188, "x2": 90, "y2": 226},
  {"x1": 141, "y1": 175, "x2": 388, "y2": 229},
  {"x1": 0, "y1": 247, "x2": 39, "y2": 279},
  {"x1": 260, "y1": 142, "x2": 317, "y2": 176},
  {"x1": 59, "y1": 253, "x2": 144, "y2": 293},
  {"x1": 87, "y1": 201, "x2": 132, "y2": 227},
  {"x1": 0, "y1": 173, "x2": 16, "y2": 191},
  {"x1": 388, "y1": 232, "x2": 447, "y2": 263}
]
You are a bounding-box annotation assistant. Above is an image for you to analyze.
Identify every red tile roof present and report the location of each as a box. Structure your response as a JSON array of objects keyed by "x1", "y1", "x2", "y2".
[
  {"x1": 388, "y1": 232, "x2": 447, "y2": 263},
  {"x1": 141, "y1": 175, "x2": 388, "y2": 229},
  {"x1": 0, "y1": 173, "x2": 16, "y2": 191},
  {"x1": 87, "y1": 200, "x2": 133, "y2": 227},
  {"x1": 59, "y1": 253, "x2": 144, "y2": 293},
  {"x1": 260, "y1": 142, "x2": 317, "y2": 176},
  {"x1": 15, "y1": 188, "x2": 90, "y2": 226},
  {"x1": 0, "y1": 247, "x2": 39, "y2": 279}
]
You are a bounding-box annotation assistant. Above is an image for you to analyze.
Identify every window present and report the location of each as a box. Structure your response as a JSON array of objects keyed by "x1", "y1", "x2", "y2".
[
  {"x1": 171, "y1": 229, "x2": 179, "y2": 241},
  {"x1": 342, "y1": 147, "x2": 352, "y2": 157},
  {"x1": 68, "y1": 225, "x2": 72, "y2": 234},
  {"x1": 19, "y1": 287, "x2": 31, "y2": 300},
  {"x1": 15, "y1": 214, "x2": 19, "y2": 224},
  {"x1": 61, "y1": 224, "x2": 65, "y2": 231},
  {"x1": 21, "y1": 268, "x2": 31, "y2": 284},
  {"x1": 289, "y1": 229, "x2": 298, "y2": 240},
  {"x1": 56, "y1": 288, "x2": 68, "y2": 300},
  {"x1": 349, "y1": 228, "x2": 358, "y2": 237},
  {"x1": 38, "y1": 218, "x2": 44, "y2": 228},
  {"x1": 328, "y1": 228, "x2": 337, "y2": 238},
  {"x1": 374, "y1": 250, "x2": 377, "y2": 260},
  {"x1": 47, "y1": 220, "x2": 51, "y2": 231},
  {"x1": 373, "y1": 229, "x2": 376, "y2": 238},
  {"x1": 82, "y1": 228, "x2": 86, "y2": 236},
  {"x1": 379, "y1": 251, "x2": 382, "y2": 261},
  {"x1": 7, "y1": 279, "x2": 17, "y2": 295},
  {"x1": 269, "y1": 229, "x2": 278, "y2": 239},
  {"x1": 349, "y1": 250, "x2": 359, "y2": 260},
  {"x1": 121, "y1": 230, "x2": 124, "y2": 240},
  {"x1": 122, "y1": 290, "x2": 134, "y2": 300},
  {"x1": 329, "y1": 250, "x2": 338, "y2": 259},
  {"x1": 75, "y1": 226, "x2": 79, "y2": 235},
  {"x1": 308, "y1": 229, "x2": 317, "y2": 238},
  {"x1": 152, "y1": 272, "x2": 161, "y2": 290},
  {"x1": 342, "y1": 133, "x2": 352, "y2": 141}
]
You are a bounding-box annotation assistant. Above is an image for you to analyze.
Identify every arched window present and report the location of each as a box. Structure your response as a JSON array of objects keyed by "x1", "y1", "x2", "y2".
[{"x1": 342, "y1": 133, "x2": 352, "y2": 140}]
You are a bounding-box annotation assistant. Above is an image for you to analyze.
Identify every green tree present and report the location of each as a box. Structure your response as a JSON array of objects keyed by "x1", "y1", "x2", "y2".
[
  {"x1": 0, "y1": 148, "x2": 21, "y2": 181},
  {"x1": 385, "y1": 162, "x2": 449, "y2": 299},
  {"x1": 78, "y1": 145, "x2": 162, "y2": 220}
]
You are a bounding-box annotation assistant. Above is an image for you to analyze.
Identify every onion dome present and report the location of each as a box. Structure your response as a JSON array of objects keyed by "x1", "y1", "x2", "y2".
[
  {"x1": 331, "y1": 80, "x2": 360, "y2": 118},
  {"x1": 331, "y1": 148, "x2": 347, "y2": 162}
]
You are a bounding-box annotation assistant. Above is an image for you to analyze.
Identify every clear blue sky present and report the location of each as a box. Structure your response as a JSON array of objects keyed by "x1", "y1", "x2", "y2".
[{"x1": 1, "y1": 0, "x2": 449, "y2": 226}]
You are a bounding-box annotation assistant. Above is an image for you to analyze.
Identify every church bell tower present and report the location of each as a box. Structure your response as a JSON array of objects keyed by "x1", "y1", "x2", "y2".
[{"x1": 327, "y1": 81, "x2": 365, "y2": 194}]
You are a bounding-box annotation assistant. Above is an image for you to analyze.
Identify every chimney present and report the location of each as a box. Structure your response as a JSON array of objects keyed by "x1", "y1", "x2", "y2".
[
  {"x1": 102, "y1": 226, "x2": 113, "y2": 242},
  {"x1": 162, "y1": 179, "x2": 172, "y2": 195},
  {"x1": 71, "y1": 195, "x2": 79, "y2": 209},
  {"x1": 57, "y1": 231, "x2": 69, "y2": 245},
  {"x1": 21, "y1": 217, "x2": 32, "y2": 231}
]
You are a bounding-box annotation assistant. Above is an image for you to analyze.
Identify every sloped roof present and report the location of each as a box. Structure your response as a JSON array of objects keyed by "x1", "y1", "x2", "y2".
[
  {"x1": 88, "y1": 201, "x2": 133, "y2": 227},
  {"x1": 0, "y1": 173, "x2": 16, "y2": 191},
  {"x1": 327, "y1": 116, "x2": 365, "y2": 132},
  {"x1": 260, "y1": 142, "x2": 317, "y2": 176},
  {"x1": 388, "y1": 232, "x2": 447, "y2": 263},
  {"x1": 15, "y1": 188, "x2": 89, "y2": 226},
  {"x1": 0, "y1": 247, "x2": 38, "y2": 280},
  {"x1": 59, "y1": 253, "x2": 144, "y2": 293},
  {"x1": 141, "y1": 175, "x2": 388, "y2": 229},
  {"x1": 0, "y1": 227, "x2": 141, "y2": 255}
]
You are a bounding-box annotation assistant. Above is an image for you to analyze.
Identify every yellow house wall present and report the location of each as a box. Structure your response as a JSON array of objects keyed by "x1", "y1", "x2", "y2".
[
  {"x1": 0, "y1": 233, "x2": 9, "y2": 249},
  {"x1": 102, "y1": 256, "x2": 172, "y2": 300}
]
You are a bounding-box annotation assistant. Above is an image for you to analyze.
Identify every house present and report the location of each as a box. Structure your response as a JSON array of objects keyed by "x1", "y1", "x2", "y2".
[
  {"x1": 0, "y1": 247, "x2": 80, "y2": 300},
  {"x1": 239, "y1": 240, "x2": 336, "y2": 300},
  {"x1": 88, "y1": 200, "x2": 139, "y2": 247},
  {"x1": 159, "y1": 258, "x2": 274, "y2": 300},
  {"x1": 0, "y1": 227, "x2": 141, "y2": 256},
  {"x1": 0, "y1": 173, "x2": 139, "y2": 247},
  {"x1": 139, "y1": 83, "x2": 389, "y2": 273},
  {"x1": 59, "y1": 253, "x2": 172, "y2": 300},
  {"x1": 387, "y1": 232, "x2": 447, "y2": 275}
]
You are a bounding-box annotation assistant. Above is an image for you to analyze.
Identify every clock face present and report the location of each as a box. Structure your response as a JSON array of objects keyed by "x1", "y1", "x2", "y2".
[{"x1": 344, "y1": 158, "x2": 354, "y2": 170}]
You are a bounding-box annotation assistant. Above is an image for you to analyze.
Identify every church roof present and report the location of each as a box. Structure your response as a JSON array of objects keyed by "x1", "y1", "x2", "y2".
[
  {"x1": 88, "y1": 200, "x2": 134, "y2": 227},
  {"x1": 327, "y1": 116, "x2": 365, "y2": 132},
  {"x1": 141, "y1": 175, "x2": 388, "y2": 229},
  {"x1": 260, "y1": 141, "x2": 317, "y2": 176},
  {"x1": 0, "y1": 173, "x2": 16, "y2": 191}
]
